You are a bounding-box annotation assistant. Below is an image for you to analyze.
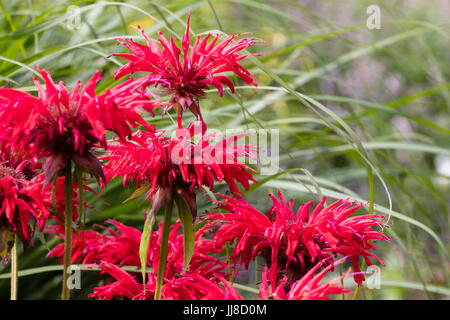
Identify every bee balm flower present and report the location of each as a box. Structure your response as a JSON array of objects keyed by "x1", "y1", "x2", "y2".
[
  {"x1": 209, "y1": 191, "x2": 388, "y2": 289},
  {"x1": 0, "y1": 148, "x2": 50, "y2": 255},
  {"x1": 0, "y1": 69, "x2": 160, "y2": 185},
  {"x1": 110, "y1": 13, "x2": 262, "y2": 130},
  {"x1": 103, "y1": 124, "x2": 256, "y2": 219}
]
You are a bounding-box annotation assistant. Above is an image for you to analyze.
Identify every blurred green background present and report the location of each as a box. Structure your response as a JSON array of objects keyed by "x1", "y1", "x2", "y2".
[{"x1": 0, "y1": 0, "x2": 448, "y2": 300}]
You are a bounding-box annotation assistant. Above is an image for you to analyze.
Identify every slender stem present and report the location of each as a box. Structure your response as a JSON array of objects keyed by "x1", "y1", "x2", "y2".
[
  {"x1": 75, "y1": 165, "x2": 86, "y2": 265},
  {"x1": 225, "y1": 242, "x2": 234, "y2": 284},
  {"x1": 254, "y1": 255, "x2": 258, "y2": 299},
  {"x1": 140, "y1": 208, "x2": 156, "y2": 296},
  {"x1": 154, "y1": 201, "x2": 173, "y2": 300},
  {"x1": 62, "y1": 162, "x2": 73, "y2": 300},
  {"x1": 339, "y1": 263, "x2": 345, "y2": 300},
  {"x1": 207, "y1": 0, "x2": 224, "y2": 31},
  {"x1": 10, "y1": 234, "x2": 18, "y2": 300},
  {"x1": 352, "y1": 166, "x2": 374, "y2": 300},
  {"x1": 367, "y1": 165, "x2": 375, "y2": 215}
]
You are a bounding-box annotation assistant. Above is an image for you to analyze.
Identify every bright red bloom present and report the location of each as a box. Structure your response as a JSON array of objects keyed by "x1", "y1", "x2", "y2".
[
  {"x1": 89, "y1": 263, "x2": 241, "y2": 300},
  {"x1": 48, "y1": 219, "x2": 148, "y2": 266},
  {"x1": 0, "y1": 148, "x2": 51, "y2": 255},
  {"x1": 48, "y1": 219, "x2": 228, "y2": 280},
  {"x1": 111, "y1": 13, "x2": 262, "y2": 129},
  {"x1": 103, "y1": 124, "x2": 256, "y2": 219},
  {"x1": 0, "y1": 69, "x2": 160, "y2": 184},
  {"x1": 89, "y1": 263, "x2": 146, "y2": 300},
  {"x1": 208, "y1": 191, "x2": 388, "y2": 289},
  {"x1": 46, "y1": 219, "x2": 236, "y2": 300},
  {"x1": 46, "y1": 225, "x2": 110, "y2": 265},
  {"x1": 160, "y1": 273, "x2": 242, "y2": 300},
  {"x1": 259, "y1": 259, "x2": 350, "y2": 300}
]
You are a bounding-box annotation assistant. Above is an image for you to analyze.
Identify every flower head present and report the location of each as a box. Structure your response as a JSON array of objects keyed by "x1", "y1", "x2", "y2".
[
  {"x1": 0, "y1": 148, "x2": 51, "y2": 256},
  {"x1": 111, "y1": 13, "x2": 262, "y2": 129},
  {"x1": 0, "y1": 69, "x2": 160, "y2": 185},
  {"x1": 208, "y1": 191, "x2": 389, "y2": 289},
  {"x1": 103, "y1": 124, "x2": 256, "y2": 219},
  {"x1": 89, "y1": 263, "x2": 241, "y2": 300},
  {"x1": 46, "y1": 218, "x2": 235, "y2": 300},
  {"x1": 48, "y1": 219, "x2": 228, "y2": 280}
]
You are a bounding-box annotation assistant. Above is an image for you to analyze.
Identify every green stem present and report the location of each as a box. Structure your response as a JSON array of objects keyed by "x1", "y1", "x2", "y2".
[
  {"x1": 140, "y1": 208, "x2": 156, "y2": 296},
  {"x1": 339, "y1": 263, "x2": 345, "y2": 300},
  {"x1": 61, "y1": 162, "x2": 73, "y2": 300},
  {"x1": 254, "y1": 256, "x2": 258, "y2": 299},
  {"x1": 75, "y1": 166, "x2": 86, "y2": 265},
  {"x1": 367, "y1": 165, "x2": 375, "y2": 215},
  {"x1": 10, "y1": 234, "x2": 18, "y2": 300},
  {"x1": 225, "y1": 242, "x2": 234, "y2": 284},
  {"x1": 207, "y1": 0, "x2": 223, "y2": 31},
  {"x1": 154, "y1": 201, "x2": 173, "y2": 300},
  {"x1": 353, "y1": 166, "x2": 375, "y2": 300}
]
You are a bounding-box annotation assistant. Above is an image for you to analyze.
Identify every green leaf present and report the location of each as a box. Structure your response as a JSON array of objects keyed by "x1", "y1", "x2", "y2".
[
  {"x1": 0, "y1": 264, "x2": 146, "y2": 279},
  {"x1": 175, "y1": 195, "x2": 195, "y2": 269},
  {"x1": 123, "y1": 185, "x2": 151, "y2": 203},
  {"x1": 138, "y1": 208, "x2": 155, "y2": 287},
  {"x1": 244, "y1": 167, "x2": 300, "y2": 196}
]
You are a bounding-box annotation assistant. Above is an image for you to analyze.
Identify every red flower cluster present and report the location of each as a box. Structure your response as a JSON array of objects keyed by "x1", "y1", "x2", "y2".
[
  {"x1": 208, "y1": 191, "x2": 388, "y2": 292},
  {"x1": 0, "y1": 11, "x2": 390, "y2": 301},
  {"x1": 89, "y1": 264, "x2": 242, "y2": 300},
  {"x1": 48, "y1": 219, "x2": 238, "y2": 300},
  {"x1": 0, "y1": 146, "x2": 88, "y2": 257}
]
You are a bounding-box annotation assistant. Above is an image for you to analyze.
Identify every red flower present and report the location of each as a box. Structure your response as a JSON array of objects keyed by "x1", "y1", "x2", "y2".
[
  {"x1": 208, "y1": 191, "x2": 388, "y2": 289},
  {"x1": 46, "y1": 225, "x2": 110, "y2": 265},
  {"x1": 0, "y1": 69, "x2": 160, "y2": 184},
  {"x1": 48, "y1": 219, "x2": 146, "y2": 266},
  {"x1": 47, "y1": 219, "x2": 236, "y2": 300},
  {"x1": 103, "y1": 123, "x2": 256, "y2": 219},
  {"x1": 259, "y1": 259, "x2": 350, "y2": 300},
  {"x1": 110, "y1": 13, "x2": 262, "y2": 129},
  {"x1": 89, "y1": 263, "x2": 241, "y2": 300},
  {"x1": 89, "y1": 263, "x2": 144, "y2": 300},
  {"x1": 0, "y1": 148, "x2": 51, "y2": 255},
  {"x1": 160, "y1": 273, "x2": 242, "y2": 300},
  {"x1": 48, "y1": 219, "x2": 228, "y2": 281}
]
